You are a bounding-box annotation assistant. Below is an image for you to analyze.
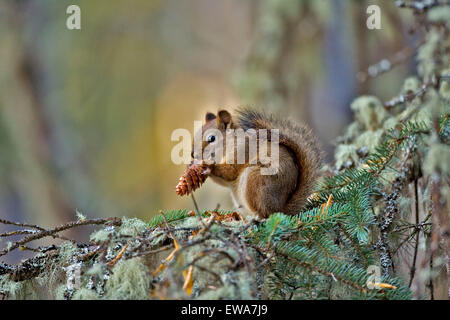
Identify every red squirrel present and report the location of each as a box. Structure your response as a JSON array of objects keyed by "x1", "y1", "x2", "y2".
[{"x1": 191, "y1": 108, "x2": 323, "y2": 219}]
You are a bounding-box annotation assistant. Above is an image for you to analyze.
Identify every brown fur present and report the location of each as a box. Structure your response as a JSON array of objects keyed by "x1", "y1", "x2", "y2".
[{"x1": 192, "y1": 108, "x2": 323, "y2": 218}]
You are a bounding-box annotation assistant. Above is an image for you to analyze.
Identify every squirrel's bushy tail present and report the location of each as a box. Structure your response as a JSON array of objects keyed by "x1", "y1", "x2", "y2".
[{"x1": 235, "y1": 107, "x2": 324, "y2": 215}]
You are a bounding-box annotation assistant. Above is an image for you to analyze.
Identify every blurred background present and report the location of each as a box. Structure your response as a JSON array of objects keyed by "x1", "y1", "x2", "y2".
[{"x1": 0, "y1": 0, "x2": 417, "y2": 261}]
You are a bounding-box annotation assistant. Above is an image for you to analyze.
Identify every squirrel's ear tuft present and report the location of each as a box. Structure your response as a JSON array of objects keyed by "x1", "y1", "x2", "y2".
[
  {"x1": 205, "y1": 112, "x2": 216, "y2": 122},
  {"x1": 217, "y1": 110, "x2": 233, "y2": 129}
]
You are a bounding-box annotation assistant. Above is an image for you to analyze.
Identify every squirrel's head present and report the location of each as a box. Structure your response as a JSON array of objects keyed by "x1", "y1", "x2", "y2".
[{"x1": 191, "y1": 110, "x2": 235, "y2": 164}]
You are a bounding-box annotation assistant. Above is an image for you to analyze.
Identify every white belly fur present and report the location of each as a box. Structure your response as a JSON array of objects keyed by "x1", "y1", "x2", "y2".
[
  {"x1": 210, "y1": 167, "x2": 256, "y2": 218},
  {"x1": 232, "y1": 166, "x2": 255, "y2": 218}
]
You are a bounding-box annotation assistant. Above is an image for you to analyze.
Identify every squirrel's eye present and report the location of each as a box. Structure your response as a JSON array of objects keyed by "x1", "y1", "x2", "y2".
[{"x1": 207, "y1": 135, "x2": 216, "y2": 143}]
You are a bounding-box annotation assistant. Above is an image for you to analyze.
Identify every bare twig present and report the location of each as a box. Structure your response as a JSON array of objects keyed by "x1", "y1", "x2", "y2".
[
  {"x1": 0, "y1": 217, "x2": 121, "y2": 258},
  {"x1": 357, "y1": 46, "x2": 415, "y2": 83},
  {"x1": 107, "y1": 243, "x2": 129, "y2": 267},
  {"x1": 408, "y1": 178, "x2": 421, "y2": 287}
]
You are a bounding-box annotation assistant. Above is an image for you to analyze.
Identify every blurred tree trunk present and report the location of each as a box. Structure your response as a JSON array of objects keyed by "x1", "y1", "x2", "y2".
[{"x1": 0, "y1": 1, "x2": 73, "y2": 228}]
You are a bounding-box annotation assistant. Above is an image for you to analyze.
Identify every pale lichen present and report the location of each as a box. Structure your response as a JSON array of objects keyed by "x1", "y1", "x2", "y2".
[
  {"x1": 102, "y1": 258, "x2": 150, "y2": 300},
  {"x1": 334, "y1": 144, "x2": 358, "y2": 169},
  {"x1": 423, "y1": 143, "x2": 450, "y2": 175},
  {"x1": 354, "y1": 130, "x2": 383, "y2": 154},
  {"x1": 350, "y1": 96, "x2": 387, "y2": 131}
]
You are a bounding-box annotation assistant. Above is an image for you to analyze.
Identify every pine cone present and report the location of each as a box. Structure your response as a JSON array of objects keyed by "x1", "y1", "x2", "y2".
[{"x1": 175, "y1": 164, "x2": 210, "y2": 196}]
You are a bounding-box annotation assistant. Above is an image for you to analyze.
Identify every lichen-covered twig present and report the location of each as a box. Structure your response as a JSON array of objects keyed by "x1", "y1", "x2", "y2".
[
  {"x1": 384, "y1": 76, "x2": 444, "y2": 109},
  {"x1": 377, "y1": 150, "x2": 412, "y2": 277},
  {"x1": 395, "y1": 0, "x2": 450, "y2": 12},
  {"x1": 0, "y1": 249, "x2": 58, "y2": 281}
]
